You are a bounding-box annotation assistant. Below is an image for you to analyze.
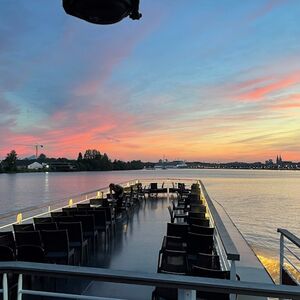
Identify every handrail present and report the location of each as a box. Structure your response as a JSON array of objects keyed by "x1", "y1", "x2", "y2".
[
  {"x1": 200, "y1": 181, "x2": 240, "y2": 261},
  {"x1": 0, "y1": 261, "x2": 300, "y2": 299},
  {"x1": 278, "y1": 228, "x2": 300, "y2": 248}
]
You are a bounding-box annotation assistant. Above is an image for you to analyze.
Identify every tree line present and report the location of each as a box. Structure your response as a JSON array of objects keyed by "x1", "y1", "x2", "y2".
[{"x1": 0, "y1": 149, "x2": 145, "y2": 173}]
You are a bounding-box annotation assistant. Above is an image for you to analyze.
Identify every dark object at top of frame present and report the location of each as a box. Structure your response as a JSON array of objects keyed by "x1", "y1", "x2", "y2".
[{"x1": 63, "y1": 0, "x2": 142, "y2": 25}]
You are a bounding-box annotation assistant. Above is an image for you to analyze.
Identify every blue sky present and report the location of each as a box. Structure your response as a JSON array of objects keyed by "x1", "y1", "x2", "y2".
[{"x1": 1, "y1": 0, "x2": 300, "y2": 161}]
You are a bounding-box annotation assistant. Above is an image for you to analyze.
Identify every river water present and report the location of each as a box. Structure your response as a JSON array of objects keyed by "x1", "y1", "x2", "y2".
[{"x1": 0, "y1": 169, "x2": 299, "y2": 279}]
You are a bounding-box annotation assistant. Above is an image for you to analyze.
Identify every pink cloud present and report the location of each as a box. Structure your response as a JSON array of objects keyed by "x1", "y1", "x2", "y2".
[{"x1": 233, "y1": 72, "x2": 300, "y2": 102}]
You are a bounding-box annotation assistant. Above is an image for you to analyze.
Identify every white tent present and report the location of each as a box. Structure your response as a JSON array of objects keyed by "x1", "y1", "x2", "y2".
[{"x1": 27, "y1": 162, "x2": 43, "y2": 170}]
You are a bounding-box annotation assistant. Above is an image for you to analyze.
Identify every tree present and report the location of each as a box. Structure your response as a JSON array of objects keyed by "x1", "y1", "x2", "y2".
[
  {"x1": 77, "y1": 152, "x2": 83, "y2": 161},
  {"x1": 84, "y1": 149, "x2": 101, "y2": 160},
  {"x1": 3, "y1": 150, "x2": 18, "y2": 172},
  {"x1": 38, "y1": 153, "x2": 47, "y2": 162}
]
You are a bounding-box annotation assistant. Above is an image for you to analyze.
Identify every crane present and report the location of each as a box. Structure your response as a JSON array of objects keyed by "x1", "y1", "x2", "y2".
[
  {"x1": 62, "y1": 0, "x2": 142, "y2": 25},
  {"x1": 14, "y1": 144, "x2": 44, "y2": 159}
]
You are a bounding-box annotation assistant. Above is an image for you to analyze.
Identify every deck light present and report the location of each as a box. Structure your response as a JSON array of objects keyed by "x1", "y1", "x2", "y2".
[
  {"x1": 62, "y1": 0, "x2": 142, "y2": 25},
  {"x1": 69, "y1": 198, "x2": 73, "y2": 207},
  {"x1": 16, "y1": 213, "x2": 23, "y2": 224}
]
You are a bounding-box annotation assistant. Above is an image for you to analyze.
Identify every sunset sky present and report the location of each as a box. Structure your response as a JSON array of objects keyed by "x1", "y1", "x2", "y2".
[{"x1": 1, "y1": 0, "x2": 300, "y2": 162}]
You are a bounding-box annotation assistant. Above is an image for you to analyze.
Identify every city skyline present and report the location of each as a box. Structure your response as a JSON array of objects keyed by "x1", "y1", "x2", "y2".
[{"x1": 1, "y1": 1, "x2": 300, "y2": 162}]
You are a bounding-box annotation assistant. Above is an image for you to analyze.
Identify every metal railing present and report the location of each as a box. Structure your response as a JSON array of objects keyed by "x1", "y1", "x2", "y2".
[
  {"x1": 278, "y1": 228, "x2": 300, "y2": 285},
  {"x1": 0, "y1": 261, "x2": 300, "y2": 300},
  {"x1": 199, "y1": 181, "x2": 240, "y2": 282}
]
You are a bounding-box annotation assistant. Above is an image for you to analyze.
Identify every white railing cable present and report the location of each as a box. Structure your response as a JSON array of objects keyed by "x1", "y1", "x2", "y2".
[{"x1": 278, "y1": 228, "x2": 300, "y2": 285}]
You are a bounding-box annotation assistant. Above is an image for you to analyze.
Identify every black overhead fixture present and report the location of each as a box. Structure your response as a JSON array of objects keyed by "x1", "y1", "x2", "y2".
[{"x1": 63, "y1": 0, "x2": 142, "y2": 25}]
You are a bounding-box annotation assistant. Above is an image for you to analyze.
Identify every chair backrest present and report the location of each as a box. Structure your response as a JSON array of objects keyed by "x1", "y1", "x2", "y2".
[
  {"x1": 62, "y1": 207, "x2": 78, "y2": 216},
  {"x1": 13, "y1": 223, "x2": 35, "y2": 232},
  {"x1": 94, "y1": 207, "x2": 113, "y2": 222},
  {"x1": 187, "y1": 232, "x2": 214, "y2": 254},
  {"x1": 159, "y1": 250, "x2": 188, "y2": 274},
  {"x1": 188, "y1": 217, "x2": 210, "y2": 227},
  {"x1": 188, "y1": 212, "x2": 206, "y2": 219},
  {"x1": 0, "y1": 231, "x2": 16, "y2": 252},
  {"x1": 0, "y1": 245, "x2": 15, "y2": 261},
  {"x1": 52, "y1": 216, "x2": 74, "y2": 223},
  {"x1": 74, "y1": 215, "x2": 95, "y2": 232},
  {"x1": 88, "y1": 210, "x2": 106, "y2": 227},
  {"x1": 58, "y1": 222, "x2": 83, "y2": 243},
  {"x1": 17, "y1": 245, "x2": 45, "y2": 262},
  {"x1": 189, "y1": 225, "x2": 214, "y2": 235},
  {"x1": 77, "y1": 203, "x2": 91, "y2": 209},
  {"x1": 195, "y1": 252, "x2": 220, "y2": 269},
  {"x1": 15, "y1": 231, "x2": 42, "y2": 247},
  {"x1": 189, "y1": 204, "x2": 206, "y2": 212},
  {"x1": 163, "y1": 236, "x2": 185, "y2": 251},
  {"x1": 51, "y1": 211, "x2": 67, "y2": 217},
  {"x1": 150, "y1": 183, "x2": 157, "y2": 190},
  {"x1": 167, "y1": 223, "x2": 188, "y2": 241},
  {"x1": 191, "y1": 265, "x2": 230, "y2": 279},
  {"x1": 35, "y1": 222, "x2": 58, "y2": 231},
  {"x1": 41, "y1": 229, "x2": 69, "y2": 253},
  {"x1": 90, "y1": 198, "x2": 103, "y2": 206},
  {"x1": 33, "y1": 217, "x2": 52, "y2": 224},
  {"x1": 192, "y1": 266, "x2": 230, "y2": 300}
]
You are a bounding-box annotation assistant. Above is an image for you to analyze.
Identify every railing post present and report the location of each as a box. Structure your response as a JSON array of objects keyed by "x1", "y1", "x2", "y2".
[
  {"x1": 230, "y1": 260, "x2": 237, "y2": 300},
  {"x1": 17, "y1": 274, "x2": 23, "y2": 300},
  {"x1": 279, "y1": 233, "x2": 284, "y2": 285},
  {"x1": 2, "y1": 273, "x2": 8, "y2": 300},
  {"x1": 178, "y1": 289, "x2": 196, "y2": 300}
]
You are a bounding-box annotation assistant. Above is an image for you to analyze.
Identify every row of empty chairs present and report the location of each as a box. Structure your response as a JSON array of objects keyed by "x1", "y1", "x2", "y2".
[{"x1": 153, "y1": 184, "x2": 232, "y2": 300}]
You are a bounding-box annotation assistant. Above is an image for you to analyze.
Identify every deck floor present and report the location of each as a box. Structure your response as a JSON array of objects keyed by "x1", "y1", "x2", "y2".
[{"x1": 83, "y1": 196, "x2": 171, "y2": 299}]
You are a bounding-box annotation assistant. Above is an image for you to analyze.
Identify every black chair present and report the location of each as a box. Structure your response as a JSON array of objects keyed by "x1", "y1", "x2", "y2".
[
  {"x1": 188, "y1": 212, "x2": 206, "y2": 219},
  {"x1": 0, "y1": 245, "x2": 15, "y2": 261},
  {"x1": 35, "y1": 222, "x2": 58, "y2": 231},
  {"x1": 161, "y1": 236, "x2": 186, "y2": 252},
  {"x1": 167, "y1": 206, "x2": 187, "y2": 224},
  {"x1": 153, "y1": 249, "x2": 188, "y2": 299},
  {"x1": 88, "y1": 210, "x2": 110, "y2": 242},
  {"x1": 95, "y1": 207, "x2": 116, "y2": 232},
  {"x1": 171, "y1": 200, "x2": 185, "y2": 211},
  {"x1": 58, "y1": 222, "x2": 88, "y2": 265},
  {"x1": 40, "y1": 230, "x2": 75, "y2": 265},
  {"x1": 0, "y1": 232, "x2": 16, "y2": 254},
  {"x1": 191, "y1": 265, "x2": 230, "y2": 300},
  {"x1": 15, "y1": 231, "x2": 42, "y2": 247},
  {"x1": 52, "y1": 216, "x2": 73, "y2": 223},
  {"x1": 195, "y1": 252, "x2": 221, "y2": 269},
  {"x1": 187, "y1": 232, "x2": 214, "y2": 255},
  {"x1": 189, "y1": 224, "x2": 214, "y2": 235},
  {"x1": 166, "y1": 223, "x2": 188, "y2": 242},
  {"x1": 157, "y1": 249, "x2": 188, "y2": 275},
  {"x1": 51, "y1": 211, "x2": 67, "y2": 217},
  {"x1": 77, "y1": 203, "x2": 91, "y2": 209},
  {"x1": 13, "y1": 223, "x2": 35, "y2": 232},
  {"x1": 148, "y1": 182, "x2": 158, "y2": 198},
  {"x1": 17, "y1": 245, "x2": 45, "y2": 263},
  {"x1": 188, "y1": 217, "x2": 210, "y2": 227},
  {"x1": 62, "y1": 207, "x2": 78, "y2": 216},
  {"x1": 189, "y1": 203, "x2": 206, "y2": 213},
  {"x1": 33, "y1": 217, "x2": 52, "y2": 224},
  {"x1": 74, "y1": 215, "x2": 98, "y2": 253}
]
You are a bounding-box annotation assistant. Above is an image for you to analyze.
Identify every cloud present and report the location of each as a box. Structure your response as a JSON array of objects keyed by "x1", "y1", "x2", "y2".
[
  {"x1": 246, "y1": 0, "x2": 287, "y2": 22},
  {"x1": 234, "y1": 73, "x2": 300, "y2": 102}
]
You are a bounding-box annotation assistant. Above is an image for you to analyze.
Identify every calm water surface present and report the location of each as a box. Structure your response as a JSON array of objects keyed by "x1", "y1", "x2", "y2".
[{"x1": 0, "y1": 169, "x2": 299, "y2": 277}]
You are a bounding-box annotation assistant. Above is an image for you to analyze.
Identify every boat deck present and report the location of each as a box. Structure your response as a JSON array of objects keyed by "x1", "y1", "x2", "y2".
[{"x1": 84, "y1": 197, "x2": 169, "y2": 299}]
